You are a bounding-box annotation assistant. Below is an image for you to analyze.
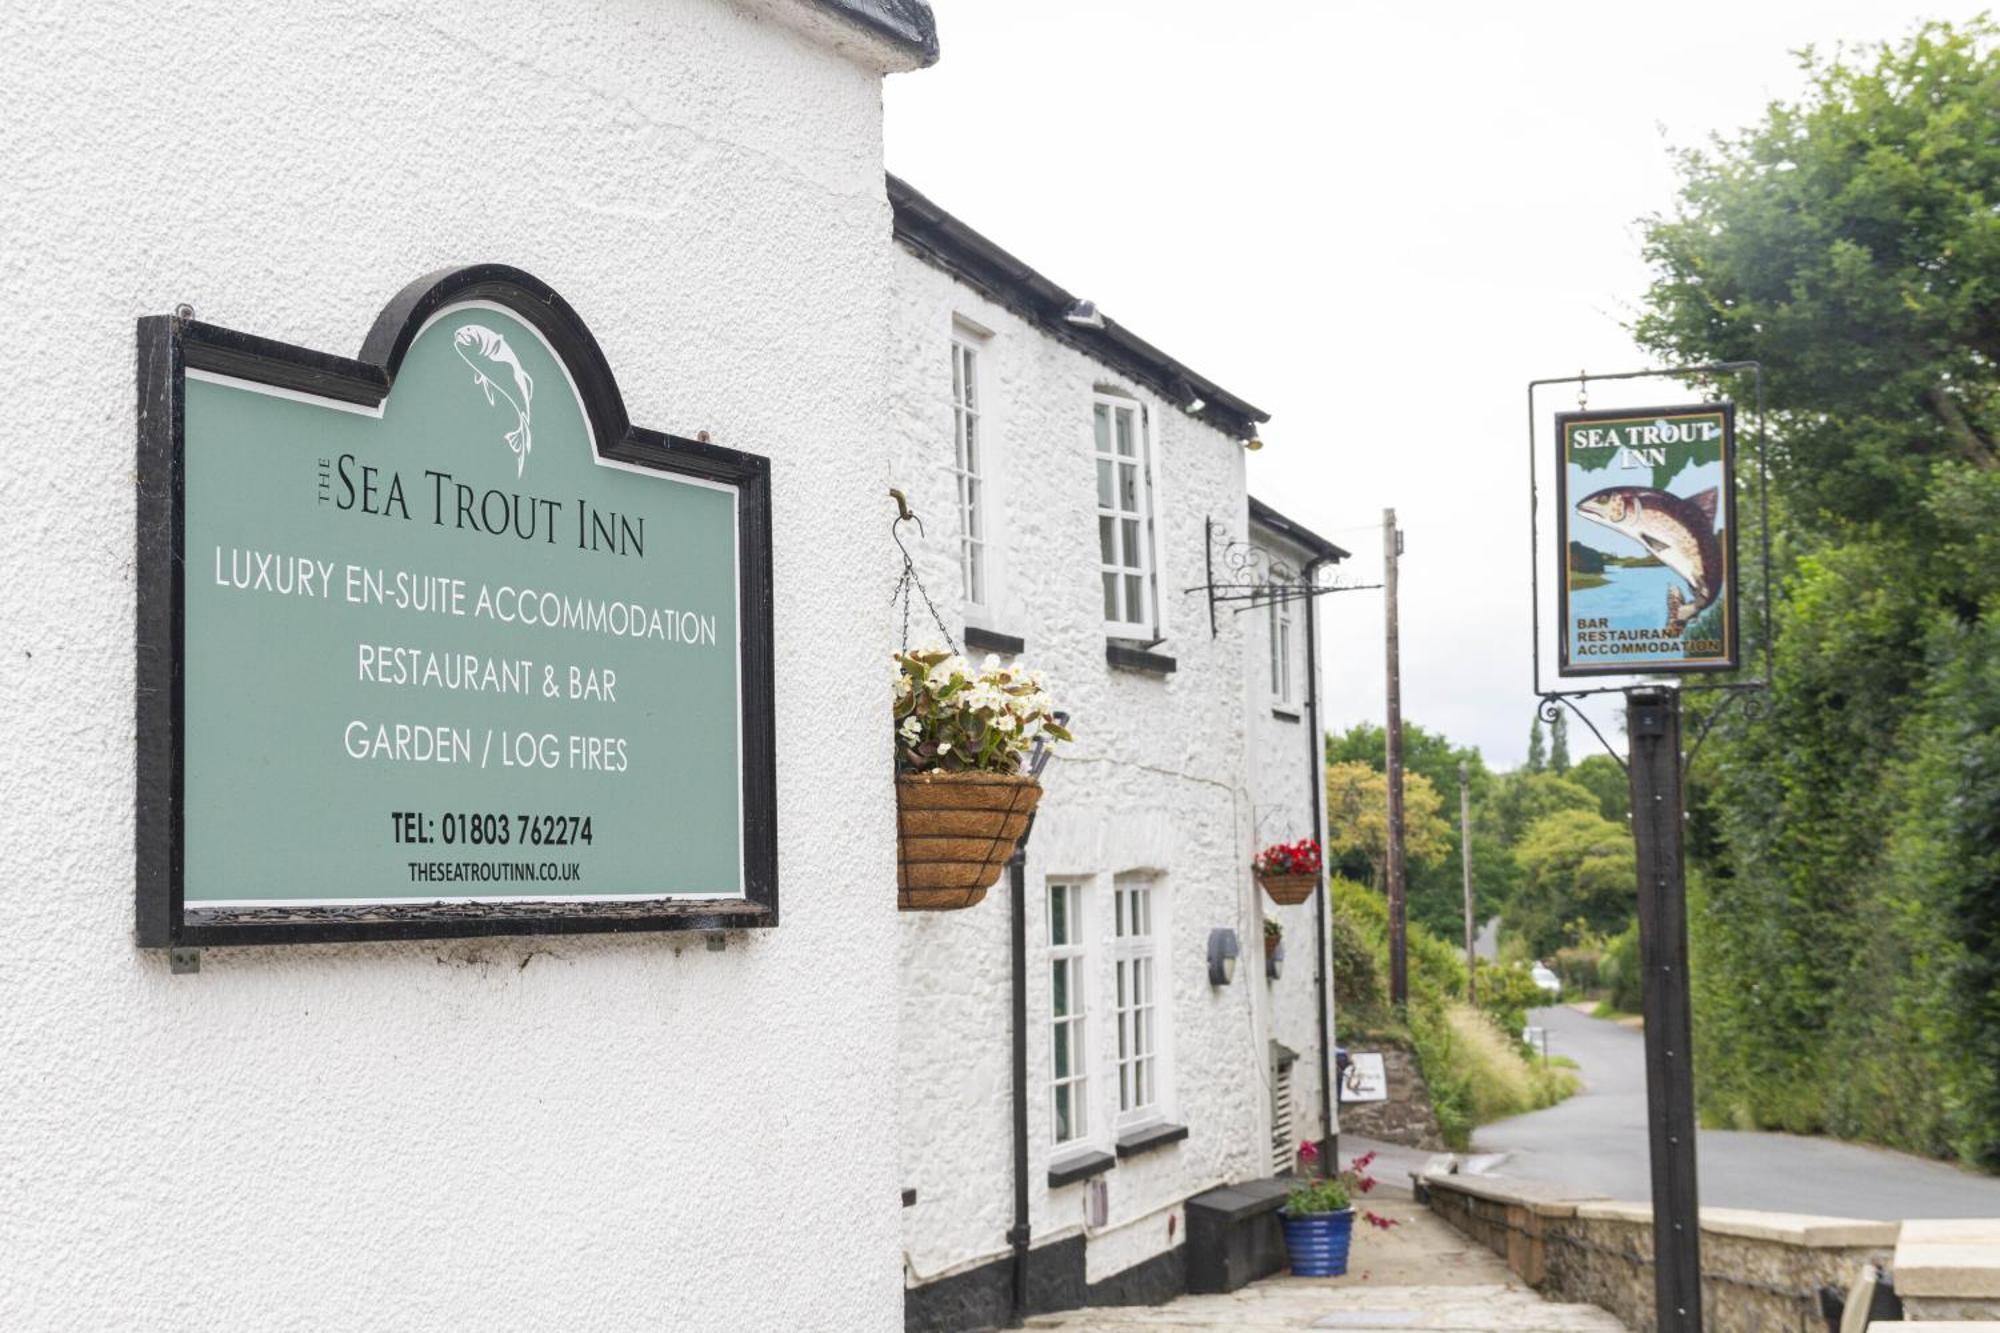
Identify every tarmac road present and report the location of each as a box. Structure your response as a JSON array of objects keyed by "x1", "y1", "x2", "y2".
[{"x1": 1471, "y1": 1003, "x2": 2000, "y2": 1219}]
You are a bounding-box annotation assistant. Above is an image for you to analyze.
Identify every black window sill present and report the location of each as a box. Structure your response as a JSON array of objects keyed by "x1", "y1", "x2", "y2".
[
  {"x1": 964, "y1": 626, "x2": 1026, "y2": 656},
  {"x1": 1115, "y1": 1122, "x2": 1189, "y2": 1159},
  {"x1": 1106, "y1": 640, "x2": 1177, "y2": 676},
  {"x1": 1047, "y1": 1150, "x2": 1116, "y2": 1189},
  {"x1": 1271, "y1": 707, "x2": 1301, "y2": 722}
]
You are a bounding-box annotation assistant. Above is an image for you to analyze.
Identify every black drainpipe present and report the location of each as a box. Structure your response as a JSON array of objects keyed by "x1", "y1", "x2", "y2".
[
  {"x1": 1007, "y1": 839, "x2": 1032, "y2": 1325},
  {"x1": 1303, "y1": 554, "x2": 1336, "y2": 1167},
  {"x1": 1007, "y1": 716, "x2": 1062, "y2": 1328}
]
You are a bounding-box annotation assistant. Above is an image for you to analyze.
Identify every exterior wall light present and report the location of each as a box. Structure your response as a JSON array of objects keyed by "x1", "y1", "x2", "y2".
[
  {"x1": 1266, "y1": 940, "x2": 1285, "y2": 981},
  {"x1": 1207, "y1": 927, "x2": 1240, "y2": 986},
  {"x1": 1174, "y1": 378, "x2": 1206, "y2": 414},
  {"x1": 1063, "y1": 299, "x2": 1105, "y2": 329}
]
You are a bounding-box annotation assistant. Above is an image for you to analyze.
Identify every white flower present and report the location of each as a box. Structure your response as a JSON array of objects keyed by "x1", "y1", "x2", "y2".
[
  {"x1": 993, "y1": 713, "x2": 1016, "y2": 733},
  {"x1": 939, "y1": 741, "x2": 952, "y2": 755},
  {"x1": 899, "y1": 716, "x2": 921, "y2": 741}
]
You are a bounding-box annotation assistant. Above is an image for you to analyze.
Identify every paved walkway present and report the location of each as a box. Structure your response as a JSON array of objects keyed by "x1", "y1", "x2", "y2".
[{"x1": 1025, "y1": 1196, "x2": 1624, "y2": 1331}]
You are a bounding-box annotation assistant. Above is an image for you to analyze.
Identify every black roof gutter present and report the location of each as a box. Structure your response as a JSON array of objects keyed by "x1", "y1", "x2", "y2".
[
  {"x1": 1249, "y1": 496, "x2": 1349, "y2": 563},
  {"x1": 887, "y1": 175, "x2": 1271, "y2": 442},
  {"x1": 810, "y1": 0, "x2": 939, "y2": 65}
]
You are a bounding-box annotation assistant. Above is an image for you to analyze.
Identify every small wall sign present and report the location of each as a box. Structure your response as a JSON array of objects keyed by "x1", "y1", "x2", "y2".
[
  {"x1": 1554, "y1": 403, "x2": 1738, "y2": 676},
  {"x1": 1339, "y1": 1052, "x2": 1388, "y2": 1103},
  {"x1": 136, "y1": 266, "x2": 777, "y2": 946}
]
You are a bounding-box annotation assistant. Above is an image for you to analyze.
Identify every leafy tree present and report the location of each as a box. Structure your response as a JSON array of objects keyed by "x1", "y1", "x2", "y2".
[
  {"x1": 1508, "y1": 809, "x2": 1638, "y2": 958},
  {"x1": 1637, "y1": 19, "x2": 1999, "y2": 527},
  {"x1": 1548, "y1": 711, "x2": 1570, "y2": 775},
  {"x1": 1637, "y1": 18, "x2": 2000, "y2": 1167},
  {"x1": 1325, "y1": 760, "x2": 1451, "y2": 892},
  {"x1": 1525, "y1": 718, "x2": 1547, "y2": 774},
  {"x1": 1569, "y1": 753, "x2": 1629, "y2": 825},
  {"x1": 1326, "y1": 722, "x2": 1493, "y2": 938}
]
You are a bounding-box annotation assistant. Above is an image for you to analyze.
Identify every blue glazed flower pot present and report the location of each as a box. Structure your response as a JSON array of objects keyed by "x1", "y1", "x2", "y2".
[{"x1": 1281, "y1": 1207, "x2": 1355, "y2": 1277}]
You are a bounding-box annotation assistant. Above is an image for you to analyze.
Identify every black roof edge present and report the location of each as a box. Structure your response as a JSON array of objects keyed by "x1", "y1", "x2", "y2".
[
  {"x1": 811, "y1": 0, "x2": 938, "y2": 67},
  {"x1": 1249, "y1": 496, "x2": 1348, "y2": 563},
  {"x1": 887, "y1": 175, "x2": 1271, "y2": 440}
]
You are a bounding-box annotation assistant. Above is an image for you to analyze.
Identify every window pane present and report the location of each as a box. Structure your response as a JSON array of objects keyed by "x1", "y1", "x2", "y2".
[
  {"x1": 1115, "y1": 407, "x2": 1134, "y2": 457},
  {"x1": 967, "y1": 544, "x2": 983, "y2": 605},
  {"x1": 952, "y1": 346, "x2": 963, "y2": 402},
  {"x1": 1098, "y1": 516, "x2": 1116, "y2": 565},
  {"x1": 1119, "y1": 463, "x2": 1138, "y2": 513},
  {"x1": 1054, "y1": 1019, "x2": 1071, "y2": 1077},
  {"x1": 1125, "y1": 575, "x2": 1143, "y2": 623},
  {"x1": 1116, "y1": 959, "x2": 1127, "y2": 1010},
  {"x1": 1055, "y1": 1083, "x2": 1071, "y2": 1142},
  {"x1": 1102, "y1": 571, "x2": 1119, "y2": 621},
  {"x1": 962, "y1": 349, "x2": 977, "y2": 410},
  {"x1": 1096, "y1": 458, "x2": 1113, "y2": 508},
  {"x1": 1050, "y1": 886, "x2": 1067, "y2": 945},
  {"x1": 1119, "y1": 1062, "x2": 1130, "y2": 1110},
  {"x1": 1120, "y1": 519, "x2": 1139, "y2": 570},
  {"x1": 1115, "y1": 890, "x2": 1126, "y2": 937},
  {"x1": 1093, "y1": 403, "x2": 1111, "y2": 453},
  {"x1": 966, "y1": 481, "x2": 981, "y2": 538},
  {"x1": 1053, "y1": 960, "x2": 1069, "y2": 1017},
  {"x1": 963, "y1": 413, "x2": 978, "y2": 472}
]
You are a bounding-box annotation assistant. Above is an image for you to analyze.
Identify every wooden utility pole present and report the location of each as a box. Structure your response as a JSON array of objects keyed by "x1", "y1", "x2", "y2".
[
  {"x1": 1627, "y1": 688, "x2": 1703, "y2": 1332},
  {"x1": 1459, "y1": 760, "x2": 1475, "y2": 1007},
  {"x1": 1383, "y1": 509, "x2": 1407, "y2": 1007}
]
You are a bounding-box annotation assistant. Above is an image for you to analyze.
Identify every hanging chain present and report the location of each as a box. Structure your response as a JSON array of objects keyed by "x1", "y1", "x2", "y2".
[
  {"x1": 1577, "y1": 369, "x2": 1589, "y2": 411},
  {"x1": 888, "y1": 489, "x2": 960, "y2": 656}
]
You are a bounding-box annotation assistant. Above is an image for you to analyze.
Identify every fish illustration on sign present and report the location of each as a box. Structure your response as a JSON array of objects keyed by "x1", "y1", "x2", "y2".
[
  {"x1": 1575, "y1": 485, "x2": 1720, "y2": 636},
  {"x1": 453, "y1": 324, "x2": 534, "y2": 477}
]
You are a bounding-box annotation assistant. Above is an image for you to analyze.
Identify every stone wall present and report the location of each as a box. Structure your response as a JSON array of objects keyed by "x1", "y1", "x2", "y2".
[
  {"x1": 1422, "y1": 1174, "x2": 1900, "y2": 1333},
  {"x1": 1337, "y1": 1044, "x2": 1448, "y2": 1151}
]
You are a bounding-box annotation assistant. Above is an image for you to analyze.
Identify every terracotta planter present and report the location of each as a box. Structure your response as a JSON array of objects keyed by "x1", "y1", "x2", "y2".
[
  {"x1": 896, "y1": 770, "x2": 1043, "y2": 911},
  {"x1": 1258, "y1": 871, "x2": 1317, "y2": 906}
]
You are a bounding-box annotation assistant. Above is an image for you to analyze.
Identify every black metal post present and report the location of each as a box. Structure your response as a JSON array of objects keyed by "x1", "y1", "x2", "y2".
[{"x1": 1626, "y1": 687, "x2": 1703, "y2": 1332}]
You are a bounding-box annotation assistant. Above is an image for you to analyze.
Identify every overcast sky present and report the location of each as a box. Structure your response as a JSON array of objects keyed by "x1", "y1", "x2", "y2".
[{"x1": 884, "y1": 1, "x2": 1978, "y2": 769}]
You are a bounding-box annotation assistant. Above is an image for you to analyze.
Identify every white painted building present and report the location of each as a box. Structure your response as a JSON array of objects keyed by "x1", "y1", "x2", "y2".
[
  {"x1": 0, "y1": 2, "x2": 938, "y2": 1329},
  {"x1": 887, "y1": 179, "x2": 1349, "y2": 1327},
  {"x1": 0, "y1": 2, "x2": 1352, "y2": 1327}
]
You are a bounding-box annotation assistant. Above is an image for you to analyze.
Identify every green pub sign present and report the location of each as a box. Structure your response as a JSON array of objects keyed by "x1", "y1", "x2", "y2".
[
  {"x1": 1553, "y1": 402, "x2": 1738, "y2": 677},
  {"x1": 137, "y1": 267, "x2": 777, "y2": 946}
]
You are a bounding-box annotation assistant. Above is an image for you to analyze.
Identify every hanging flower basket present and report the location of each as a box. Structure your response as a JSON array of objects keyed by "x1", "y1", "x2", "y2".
[
  {"x1": 1254, "y1": 839, "x2": 1323, "y2": 906},
  {"x1": 893, "y1": 647, "x2": 1070, "y2": 912},
  {"x1": 896, "y1": 770, "x2": 1043, "y2": 910}
]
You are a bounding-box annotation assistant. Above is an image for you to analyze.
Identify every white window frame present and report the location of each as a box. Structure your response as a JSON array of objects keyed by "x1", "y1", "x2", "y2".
[
  {"x1": 1111, "y1": 874, "x2": 1165, "y2": 1129},
  {"x1": 1269, "y1": 589, "x2": 1295, "y2": 707},
  {"x1": 1093, "y1": 393, "x2": 1155, "y2": 638},
  {"x1": 1047, "y1": 881, "x2": 1090, "y2": 1149},
  {"x1": 951, "y1": 332, "x2": 989, "y2": 612}
]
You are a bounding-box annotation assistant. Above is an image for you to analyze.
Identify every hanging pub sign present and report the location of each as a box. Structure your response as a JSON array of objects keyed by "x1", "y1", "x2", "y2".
[
  {"x1": 1553, "y1": 403, "x2": 1737, "y2": 676},
  {"x1": 136, "y1": 266, "x2": 777, "y2": 947}
]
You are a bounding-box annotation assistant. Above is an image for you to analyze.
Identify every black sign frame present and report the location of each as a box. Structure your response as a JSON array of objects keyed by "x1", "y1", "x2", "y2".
[
  {"x1": 1552, "y1": 401, "x2": 1741, "y2": 679},
  {"x1": 136, "y1": 265, "x2": 778, "y2": 947}
]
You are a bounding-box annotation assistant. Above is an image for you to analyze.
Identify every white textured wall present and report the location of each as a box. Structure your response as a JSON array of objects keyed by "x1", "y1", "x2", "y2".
[
  {"x1": 0, "y1": 3, "x2": 910, "y2": 1327},
  {"x1": 888, "y1": 248, "x2": 1268, "y2": 1286},
  {"x1": 1244, "y1": 523, "x2": 1338, "y2": 1158}
]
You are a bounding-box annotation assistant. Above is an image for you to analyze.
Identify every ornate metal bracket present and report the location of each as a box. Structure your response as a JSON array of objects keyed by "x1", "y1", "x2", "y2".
[{"x1": 1184, "y1": 516, "x2": 1381, "y2": 637}]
